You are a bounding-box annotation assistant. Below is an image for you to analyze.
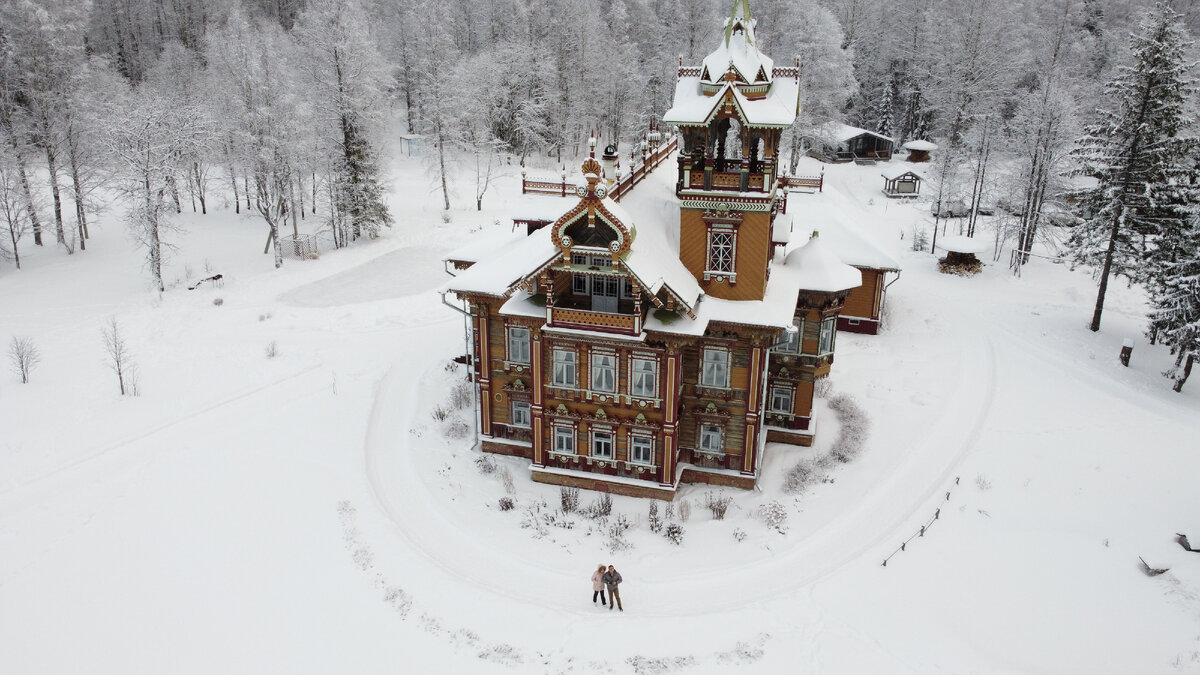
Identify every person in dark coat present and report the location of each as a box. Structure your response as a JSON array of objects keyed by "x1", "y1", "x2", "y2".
[
  {"x1": 601, "y1": 565, "x2": 623, "y2": 611},
  {"x1": 591, "y1": 564, "x2": 607, "y2": 606}
]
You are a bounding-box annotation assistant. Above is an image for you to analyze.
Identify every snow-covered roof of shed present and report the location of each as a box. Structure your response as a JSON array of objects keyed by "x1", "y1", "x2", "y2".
[
  {"x1": 902, "y1": 139, "x2": 937, "y2": 151},
  {"x1": 443, "y1": 225, "x2": 527, "y2": 265},
  {"x1": 790, "y1": 220, "x2": 900, "y2": 273},
  {"x1": 783, "y1": 234, "x2": 863, "y2": 292},
  {"x1": 881, "y1": 165, "x2": 923, "y2": 181},
  {"x1": 511, "y1": 195, "x2": 574, "y2": 222},
  {"x1": 936, "y1": 235, "x2": 989, "y2": 254},
  {"x1": 810, "y1": 122, "x2": 894, "y2": 144}
]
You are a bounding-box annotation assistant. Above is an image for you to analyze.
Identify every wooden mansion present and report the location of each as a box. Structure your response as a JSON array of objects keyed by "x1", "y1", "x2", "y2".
[{"x1": 442, "y1": 0, "x2": 866, "y2": 499}]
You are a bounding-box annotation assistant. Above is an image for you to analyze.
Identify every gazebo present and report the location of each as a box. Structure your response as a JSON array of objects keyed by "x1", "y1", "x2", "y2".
[
  {"x1": 902, "y1": 139, "x2": 937, "y2": 163},
  {"x1": 881, "y1": 165, "x2": 922, "y2": 198},
  {"x1": 935, "y1": 235, "x2": 988, "y2": 275}
]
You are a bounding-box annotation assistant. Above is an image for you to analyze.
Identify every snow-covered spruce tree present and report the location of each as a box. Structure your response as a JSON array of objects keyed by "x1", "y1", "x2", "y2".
[
  {"x1": 295, "y1": 0, "x2": 392, "y2": 247},
  {"x1": 1148, "y1": 214, "x2": 1200, "y2": 391},
  {"x1": 1068, "y1": 4, "x2": 1199, "y2": 332}
]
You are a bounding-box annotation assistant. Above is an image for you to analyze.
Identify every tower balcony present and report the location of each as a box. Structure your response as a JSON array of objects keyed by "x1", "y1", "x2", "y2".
[{"x1": 677, "y1": 156, "x2": 775, "y2": 195}]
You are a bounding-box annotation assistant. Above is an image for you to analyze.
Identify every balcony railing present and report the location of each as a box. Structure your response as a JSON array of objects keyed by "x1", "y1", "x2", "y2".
[{"x1": 548, "y1": 306, "x2": 639, "y2": 335}]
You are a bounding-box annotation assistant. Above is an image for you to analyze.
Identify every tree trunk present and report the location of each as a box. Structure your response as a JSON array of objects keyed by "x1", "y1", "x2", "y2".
[
  {"x1": 193, "y1": 161, "x2": 207, "y2": 214},
  {"x1": 15, "y1": 156, "x2": 43, "y2": 246},
  {"x1": 45, "y1": 144, "x2": 66, "y2": 248},
  {"x1": 69, "y1": 154, "x2": 87, "y2": 250},
  {"x1": 1090, "y1": 210, "x2": 1122, "y2": 332},
  {"x1": 6, "y1": 212, "x2": 19, "y2": 269},
  {"x1": 1173, "y1": 352, "x2": 1194, "y2": 392},
  {"x1": 244, "y1": 175, "x2": 251, "y2": 212},
  {"x1": 229, "y1": 165, "x2": 240, "y2": 214}
]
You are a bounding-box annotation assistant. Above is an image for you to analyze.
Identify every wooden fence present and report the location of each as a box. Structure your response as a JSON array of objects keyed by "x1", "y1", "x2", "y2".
[{"x1": 521, "y1": 136, "x2": 678, "y2": 202}]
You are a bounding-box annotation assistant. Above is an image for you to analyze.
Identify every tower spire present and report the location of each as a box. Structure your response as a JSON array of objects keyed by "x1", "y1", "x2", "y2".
[{"x1": 725, "y1": 0, "x2": 754, "y2": 47}]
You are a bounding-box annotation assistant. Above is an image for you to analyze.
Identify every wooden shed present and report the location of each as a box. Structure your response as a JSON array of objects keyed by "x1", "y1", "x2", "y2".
[
  {"x1": 806, "y1": 123, "x2": 895, "y2": 162},
  {"x1": 399, "y1": 134, "x2": 425, "y2": 156},
  {"x1": 881, "y1": 166, "x2": 922, "y2": 198},
  {"x1": 902, "y1": 139, "x2": 937, "y2": 163}
]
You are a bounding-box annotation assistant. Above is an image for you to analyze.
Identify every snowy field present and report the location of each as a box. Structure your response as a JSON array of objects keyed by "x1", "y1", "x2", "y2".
[{"x1": 2, "y1": 151, "x2": 1199, "y2": 674}]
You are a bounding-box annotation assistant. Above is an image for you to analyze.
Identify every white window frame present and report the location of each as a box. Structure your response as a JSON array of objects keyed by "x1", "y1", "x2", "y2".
[
  {"x1": 818, "y1": 316, "x2": 836, "y2": 355},
  {"x1": 572, "y1": 254, "x2": 589, "y2": 294},
  {"x1": 591, "y1": 430, "x2": 614, "y2": 459},
  {"x1": 700, "y1": 347, "x2": 729, "y2": 388},
  {"x1": 630, "y1": 357, "x2": 658, "y2": 398},
  {"x1": 507, "y1": 326, "x2": 531, "y2": 364},
  {"x1": 779, "y1": 318, "x2": 803, "y2": 354},
  {"x1": 552, "y1": 348, "x2": 576, "y2": 387},
  {"x1": 590, "y1": 350, "x2": 616, "y2": 393},
  {"x1": 705, "y1": 225, "x2": 737, "y2": 278},
  {"x1": 511, "y1": 400, "x2": 531, "y2": 427},
  {"x1": 629, "y1": 435, "x2": 654, "y2": 466},
  {"x1": 770, "y1": 386, "x2": 793, "y2": 414},
  {"x1": 553, "y1": 426, "x2": 576, "y2": 454},
  {"x1": 698, "y1": 424, "x2": 724, "y2": 454}
]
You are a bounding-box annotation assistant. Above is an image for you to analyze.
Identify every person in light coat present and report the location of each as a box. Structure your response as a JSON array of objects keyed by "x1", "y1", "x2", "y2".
[
  {"x1": 602, "y1": 565, "x2": 623, "y2": 611},
  {"x1": 591, "y1": 564, "x2": 607, "y2": 606}
]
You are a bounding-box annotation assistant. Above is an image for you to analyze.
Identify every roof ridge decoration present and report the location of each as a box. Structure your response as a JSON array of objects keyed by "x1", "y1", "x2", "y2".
[{"x1": 724, "y1": 0, "x2": 754, "y2": 48}]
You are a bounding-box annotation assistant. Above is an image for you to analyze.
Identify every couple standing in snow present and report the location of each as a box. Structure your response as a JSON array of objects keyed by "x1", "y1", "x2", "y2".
[{"x1": 591, "y1": 564, "x2": 623, "y2": 611}]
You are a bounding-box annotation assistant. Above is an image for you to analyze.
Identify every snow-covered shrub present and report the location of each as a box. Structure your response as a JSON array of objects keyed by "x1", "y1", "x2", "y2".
[
  {"x1": 665, "y1": 502, "x2": 675, "y2": 521},
  {"x1": 783, "y1": 459, "x2": 816, "y2": 495},
  {"x1": 975, "y1": 475, "x2": 992, "y2": 490},
  {"x1": 441, "y1": 210, "x2": 452, "y2": 223},
  {"x1": 828, "y1": 393, "x2": 870, "y2": 463},
  {"x1": 560, "y1": 487, "x2": 580, "y2": 513},
  {"x1": 911, "y1": 226, "x2": 929, "y2": 252},
  {"x1": 704, "y1": 491, "x2": 733, "y2": 520},
  {"x1": 814, "y1": 376, "x2": 833, "y2": 399},
  {"x1": 8, "y1": 336, "x2": 40, "y2": 384},
  {"x1": 212, "y1": 297, "x2": 224, "y2": 306},
  {"x1": 606, "y1": 514, "x2": 633, "y2": 552},
  {"x1": 758, "y1": 500, "x2": 789, "y2": 533},
  {"x1": 474, "y1": 455, "x2": 497, "y2": 474},
  {"x1": 678, "y1": 499, "x2": 691, "y2": 522},
  {"x1": 431, "y1": 405, "x2": 450, "y2": 422},
  {"x1": 648, "y1": 501, "x2": 663, "y2": 533},
  {"x1": 444, "y1": 417, "x2": 470, "y2": 439},
  {"x1": 498, "y1": 497, "x2": 514, "y2": 511},
  {"x1": 500, "y1": 467, "x2": 515, "y2": 495},
  {"x1": 583, "y1": 493, "x2": 613, "y2": 519},
  {"x1": 449, "y1": 381, "x2": 472, "y2": 409},
  {"x1": 265, "y1": 340, "x2": 278, "y2": 358},
  {"x1": 733, "y1": 528, "x2": 747, "y2": 542},
  {"x1": 665, "y1": 523, "x2": 685, "y2": 545}
]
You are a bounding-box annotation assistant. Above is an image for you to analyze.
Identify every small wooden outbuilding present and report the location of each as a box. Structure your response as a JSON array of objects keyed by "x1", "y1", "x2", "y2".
[
  {"x1": 881, "y1": 166, "x2": 922, "y2": 198},
  {"x1": 806, "y1": 123, "x2": 894, "y2": 162},
  {"x1": 399, "y1": 134, "x2": 425, "y2": 156},
  {"x1": 902, "y1": 139, "x2": 937, "y2": 163},
  {"x1": 935, "y1": 235, "x2": 988, "y2": 275}
]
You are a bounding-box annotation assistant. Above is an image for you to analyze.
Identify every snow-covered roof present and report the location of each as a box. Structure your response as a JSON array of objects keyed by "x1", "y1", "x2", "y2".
[
  {"x1": 444, "y1": 226, "x2": 527, "y2": 265},
  {"x1": 791, "y1": 221, "x2": 900, "y2": 273},
  {"x1": 936, "y1": 235, "x2": 989, "y2": 254},
  {"x1": 881, "y1": 165, "x2": 923, "y2": 181},
  {"x1": 700, "y1": 1, "x2": 773, "y2": 86},
  {"x1": 810, "y1": 122, "x2": 894, "y2": 145},
  {"x1": 512, "y1": 195, "x2": 574, "y2": 222},
  {"x1": 772, "y1": 212, "x2": 793, "y2": 245},
  {"x1": 664, "y1": 78, "x2": 799, "y2": 128},
  {"x1": 440, "y1": 230, "x2": 559, "y2": 297},
  {"x1": 902, "y1": 139, "x2": 937, "y2": 151},
  {"x1": 783, "y1": 235, "x2": 863, "y2": 293}
]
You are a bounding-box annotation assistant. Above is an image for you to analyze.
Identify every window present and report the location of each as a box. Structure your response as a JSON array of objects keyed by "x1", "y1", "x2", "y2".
[
  {"x1": 707, "y1": 230, "x2": 734, "y2": 273},
  {"x1": 552, "y1": 349, "x2": 576, "y2": 387},
  {"x1": 700, "y1": 347, "x2": 728, "y2": 388},
  {"x1": 779, "y1": 319, "x2": 803, "y2": 353},
  {"x1": 630, "y1": 357, "x2": 657, "y2": 398},
  {"x1": 554, "y1": 427, "x2": 576, "y2": 454},
  {"x1": 698, "y1": 424, "x2": 724, "y2": 454},
  {"x1": 511, "y1": 401, "x2": 531, "y2": 427},
  {"x1": 770, "y1": 386, "x2": 793, "y2": 414},
  {"x1": 592, "y1": 431, "x2": 613, "y2": 458},
  {"x1": 620, "y1": 279, "x2": 634, "y2": 299},
  {"x1": 630, "y1": 436, "x2": 654, "y2": 465},
  {"x1": 507, "y1": 326, "x2": 530, "y2": 364},
  {"x1": 572, "y1": 254, "x2": 588, "y2": 294},
  {"x1": 818, "y1": 317, "x2": 836, "y2": 355},
  {"x1": 590, "y1": 351, "x2": 616, "y2": 392}
]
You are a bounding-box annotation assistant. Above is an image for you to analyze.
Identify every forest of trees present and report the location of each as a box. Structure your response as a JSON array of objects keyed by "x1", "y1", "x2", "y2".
[{"x1": 0, "y1": 0, "x2": 1198, "y2": 388}]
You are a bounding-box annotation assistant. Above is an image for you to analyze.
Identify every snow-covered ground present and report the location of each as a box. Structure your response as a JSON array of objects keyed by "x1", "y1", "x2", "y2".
[{"x1": 2, "y1": 150, "x2": 1198, "y2": 674}]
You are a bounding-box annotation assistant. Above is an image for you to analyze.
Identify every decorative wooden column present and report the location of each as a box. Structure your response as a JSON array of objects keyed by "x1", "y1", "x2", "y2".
[
  {"x1": 476, "y1": 305, "x2": 492, "y2": 437},
  {"x1": 743, "y1": 341, "x2": 765, "y2": 475},
  {"x1": 660, "y1": 345, "x2": 683, "y2": 487},
  {"x1": 531, "y1": 330, "x2": 545, "y2": 466}
]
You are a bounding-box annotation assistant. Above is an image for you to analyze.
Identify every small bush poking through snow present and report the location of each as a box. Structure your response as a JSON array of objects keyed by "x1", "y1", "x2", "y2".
[
  {"x1": 441, "y1": 210, "x2": 452, "y2": 223},
  {"x1": 265, "y1": 340, "x2": 278, "y2": 358},
  {"x1": 733, "y1": 528, "x2": 747, "y2": 542},
  {"x1": 648, "y1": 501, "x2": 663, "y2": 533},
  {"x1": 444, "y1": 417, "x2": 470, "y2": 439},
  {"x1": 814, "y1": 376, "x2": 833, "y2": 399},
  {"x1": 212, "y1": 297, "x2": 224, "y2": 306},
  {"x1": 911, "y1": 226, "x2": 929, "y2": 252},
  {"x1": 828, "y1": 393, "x2": 870, "y2": 463},
  {"x1": 607, "y1": 514, "x2": 633, "y2": 552},
  {"x1": 665, "y1": 502, "x2": 675, "y2": 521},
  {"x1": 678, "y1": 499, "x2": 691, "y2": 522},
  {"x1": 975, "y1": 475, "x2": 992, "y2": 490},
  {"x1": 431, "y1": 405, "x2": 450, "y2": 422},
  {"x1": 560, "y1": 487, "x2": 580, "y2": 513},
  {"x1": 498, "y1": 497, "x2": 514, "y2": 511},
  {"x1": 665, "y1": 522, "x2": 685, "y2": 545},
  {"x1": 499, "y1": 467, "x2": 515, "y2": 495},
  {"x1": 758, "y1": 501, "x2": 789, "y2": 533},
  {"x1": 449, "y1": 381, "x2": 472, "y2": 409},
  {"x1": 783, "y1": 459, "x2": 816, "y2": 495},
  {"x1": 582, "y1": 493, "x2": 613, "y2": 519},
  {"x1": 704, "y1": 491, "x2": 733, "y2": 520},
  {"x1": 8, "y1": 336, "x2": 40, "y2": 384},
  {"x1": 474, "y1": 455, "x2": 497, "y2": 474}
]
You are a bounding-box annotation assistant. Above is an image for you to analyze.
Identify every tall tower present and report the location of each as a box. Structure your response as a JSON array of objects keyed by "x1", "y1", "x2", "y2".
[{"x1": 663, "y1": 0, "x2": 799, "y2": 301}]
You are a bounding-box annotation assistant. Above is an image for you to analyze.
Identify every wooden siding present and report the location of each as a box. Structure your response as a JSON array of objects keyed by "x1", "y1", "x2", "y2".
[
  {"x1": 842, "y1": 268, "x2": 883, "y2": 321},
  {"x1": 679, "y1": 209, "x2": 772, "y2": 301}
]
